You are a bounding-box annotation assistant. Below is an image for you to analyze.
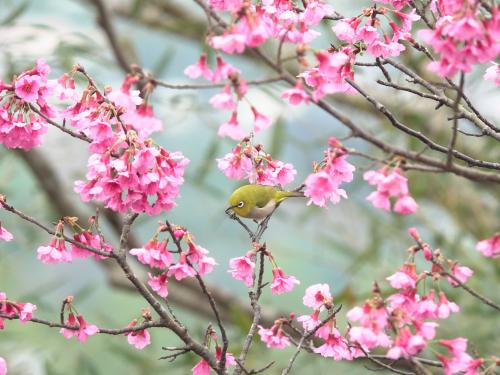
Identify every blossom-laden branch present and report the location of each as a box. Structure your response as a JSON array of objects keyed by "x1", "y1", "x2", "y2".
[{"x1": 0, "y1": 312, "x2": 163, "y2": 335}]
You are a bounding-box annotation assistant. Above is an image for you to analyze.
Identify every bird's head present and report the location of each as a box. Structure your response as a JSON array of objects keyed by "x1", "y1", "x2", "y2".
[{"x1": 226, "y1": 188, "x2": 253, "y2": 218}]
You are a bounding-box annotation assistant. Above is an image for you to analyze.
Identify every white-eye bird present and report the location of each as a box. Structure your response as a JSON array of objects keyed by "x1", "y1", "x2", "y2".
[{"x1": 226, "y1": 184, "x2": 304, "y2": 221}]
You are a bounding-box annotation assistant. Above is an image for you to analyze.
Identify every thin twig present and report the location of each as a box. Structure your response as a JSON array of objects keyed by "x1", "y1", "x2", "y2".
[{"x1": 446, "y1": 73, "x2": 465, "y2": 167}]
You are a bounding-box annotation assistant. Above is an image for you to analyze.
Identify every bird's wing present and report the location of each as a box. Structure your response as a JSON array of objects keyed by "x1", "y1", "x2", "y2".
[{"x1": 254, "y1": 186, "x2": 275, "y2": 208}]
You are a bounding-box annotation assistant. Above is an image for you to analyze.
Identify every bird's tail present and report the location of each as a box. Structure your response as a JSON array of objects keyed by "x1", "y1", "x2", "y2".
[{"x1": 275, "y1": 190, "x2": 305, "y2": 203}]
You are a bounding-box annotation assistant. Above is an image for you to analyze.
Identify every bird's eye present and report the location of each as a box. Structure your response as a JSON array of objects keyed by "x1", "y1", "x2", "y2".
[{"x1": 237, "y1": 201, "x2": 245, "y2": 208}]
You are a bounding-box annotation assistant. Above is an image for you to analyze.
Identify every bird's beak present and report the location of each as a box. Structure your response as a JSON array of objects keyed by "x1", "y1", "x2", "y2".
[{"x1": 225, "y1": 205, "x2": 237, "y2": 214}]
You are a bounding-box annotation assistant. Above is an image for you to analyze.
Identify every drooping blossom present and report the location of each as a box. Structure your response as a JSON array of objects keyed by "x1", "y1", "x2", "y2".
[
  {"x1": 148, "y1": 272, "x2": 169, "y2": 298},
  {"x1": 419, "y1": 2, "x2": 500, "y2": 77},
  {"x1": 484, "y1": 63, "x2": 500, "y2": 86},
  {"x1": 167, "y1": 253, "x2": 197, "y2": 280},
  {"x1": 385, "y1": 327, "x2": 426, "y2": 359},
  {"x1": 297, "y1": 310, "x2": 321, "y2": 331},
  {"x1": 191, "y1": 346, "x2": 236, "y2": 375},
  {"x1": 210, "y1": 84, "x2": 236, "y2": 110},
  {"x1": 258, "y1": 322, "x2": 290, "y2": 349},
  {"x1": 0, "y1": 292, "x2": 37, "y2": 325},
  {"x1": 60, "y1": 314, "x2": 99, "y2": 343},
  {"x1": 475, "y1": 234, "x2": 500, "y2": 258},
  {"x1": 386, "y1": 263, "x2": 418, "y2": 290},
  {"x1": 228, "y1": 253, "x2": 255, "y2": 286},
  {"x1": 447, "y1": 264, "x2": 473, "y2": 286},
  {"x1": 216, "y1": 140, "x2": 297, "y2": 186},
  {"x1": 37, "y1": 238, "x2": 72, "y2": 264},
  {"x1": 304, "y1": 137, "x2": 355, "y2": 207},
  {"x1": 217, "y1": 111, "x2": 246, "y2": 140},
  {"x1": 314, "y1": 326, "x2": 352, "y2": 360},
  {"x1": 71, "y1": 231, "x2": 113, "y2": 260},
  {"x1": 0, "y1": 224, "x2": 13, "y2": 242},
  {"x1": 281, "y1": 80, "x2": 310, "y2": 106},
  {"x1": 0, "y1": 357, "x2": 6, "y2": 375},
  {"x1": 124, "y1": 320, "x2": 151, "y2": 350},
  {"x1": 216, "y1": 144, "x2": 253, "y2": 180},
  {"x1": 270, "y1": 267, "x2": 300, "y2": 295},
  {"x1": 130, "y1": 238, "x2": 173, "y2": 269},
  {"x1": 184, "y1": 53, "x2": 213, "y2": 81},
  {"x1": 364, "y1": 167, "x2": 418, "y2": 215},
  {"x1": 251, "y1": 107, "x2": 272, "y2": 133}
]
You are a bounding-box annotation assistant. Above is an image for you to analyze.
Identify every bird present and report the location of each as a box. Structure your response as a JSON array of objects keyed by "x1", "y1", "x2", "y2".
[{"x1": 225, "y1": 184, "x2": 304, "y2": 221}]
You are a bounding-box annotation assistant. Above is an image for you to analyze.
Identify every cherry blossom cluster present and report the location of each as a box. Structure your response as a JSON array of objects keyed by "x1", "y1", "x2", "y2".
[
  {"x1": 36, "y1": 217, "x2": 113, "y2": 264},
  {"x1": 185, "y1": 54, "x2": 272, "y2": 140},
  {"x1": 363, "y1": 165, "x2": 418, "y2": 215},
  {"x1": 228, "y1": 243, "x2": 299, "y2": 294},
  {"x1": 419, "y1": 0, "x2": 500, "y2": 77},
  {"x1": 191, "y1": 328, "x2": 236, "y2": 375},
  {"x1": 0, "y1": 292, "x2": 36, "y2": 329},
  {"x1": 217, "y1": 138, "x2": 296, "y2": 185},
  {"x1": 303, "y1": 137, "x2": 355, "y2": 208},
  {"x1": 258, "y1": 284, "x2": 355, "y2": 359},
  {"x1": 0, "y1": 357, "x2": 5, "y2": 375},
  {"x1": 344, "y1": 228, "x2": 486, "y2": 373},
  {"x1": 207, "y1": 0, "x2": 334, "y2": 53},
  {"x1": 67, "y1": 75, "x2": 189, "y2": 215},
  {"x1": 0, "y1": 59, "x2": 54, "y2": 150},
  {"x1": 130, "y1": 223, "x2": 216, "y2": 299}
]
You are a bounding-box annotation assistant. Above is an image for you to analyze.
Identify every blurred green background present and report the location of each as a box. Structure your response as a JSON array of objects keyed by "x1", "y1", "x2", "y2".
[{"x1": 0, "y1": 0, "x2": 499, "y2": 374}]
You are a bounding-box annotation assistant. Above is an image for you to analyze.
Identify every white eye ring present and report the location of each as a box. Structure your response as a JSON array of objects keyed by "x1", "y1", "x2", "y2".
[{"x1": 237, "y1": 201, "x2": 245, "y2": 208}]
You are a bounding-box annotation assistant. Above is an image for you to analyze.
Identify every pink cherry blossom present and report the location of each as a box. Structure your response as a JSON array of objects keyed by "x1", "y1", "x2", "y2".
[
  {"x1": 209, "y1": 84, "x2": 236, "y2": 110},
  {"x1": 251, "y1": 107, "x2": 272, "y2": 133},
  {"x1": 386, "y1": 327, "x2": 426, "y2": 359},
  {"x1": 217, "y1": 112, "x2": 246, "y2": 140},
  {"x1": 184, "y1": 54, "x2": 213, "y2": 81},
  {"x1": 484, "y1": 63, "x2": 500, "y2": 86},
  {"x1": 167, "y1": 254, "x2": 197, "y2": 280},
  {"x1": 258, "y1": 323, "x2": 290, "y2": 349},
  {"x1": 302, "y1": 0, "x2": 335, "y2": 25},
  {"x1": 208, "y1": 0, "x2": 243, "y2": 12},
  {"x1": 192, "y1": 359, "x2": 210, "y2": 375},
  {"x1": 60, "y1": 314, "x2": 99, "y2": 343},
  {"x1": 37, "y1": 238, "x2": 72, "y2": 264},
  {"x1": 14, "y1": 75, "x2": 41, "y2": 103},
  {"x1": 364, "y1": 167, "x2": 418, "y2": 214},
  {"x1": 386, "y1": 263, "x2": 417, "y2": 289},
  {"x1": 297, "y1": 310, "x2": 321, "y2": 331},
  {"x1": 71, "y1": 231, "x2": 113, "y2": 260},
  {"x1": 281, "y1": 80, "x2": 310, "y2": 106},
  {"x1": 393, "y1": 195, "x2": 418, "y2": 215},
  {"x1": 448, "y1": 265, "x2": 473, "y2": 286},
  {"x1": 216, "y1": 145, "x2": 253, "y2": 180},
  {"x1": 210, "y1": 30, "x2": 246, "y2": 54},
  {"x1": 148, "y1": 272, "x2": 169, "y2": 298},
  {"x1": 130, "y1": 239, "x2": 173, "y2": 269},
  {"x1": 124, "y1": 320, "x2": 151, "y2": 349},
  {"x1": 17, "y1": 303, "x2": 36, "y2": 323},
  {"x1": 0, "y1": 224, "x2": 13, "y2": 242},
  {"x1": 270, "y1": 267, "x2": 300, "y2": 295},
  {"x1": 475, "y1": 234, "x2": 500, "y2": 258},
  {"x1": 437, "y1": 291, "x2": 459, "y2": 319},
  {"x1": 0, "y1": 357, "x2": 6, "y2": 375},
  {"x1": 303, "y1": 283, "x2": 332, "y2": 310},
  {"x1": 228, "y1": 254, "x2": 255, "y2": 286},
  {"x1": 304, "y1": 141, "x2": 354, "y2": 208},
  {"x1": 313, "y1": 327, "x2": 352, "y2": 360}
]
